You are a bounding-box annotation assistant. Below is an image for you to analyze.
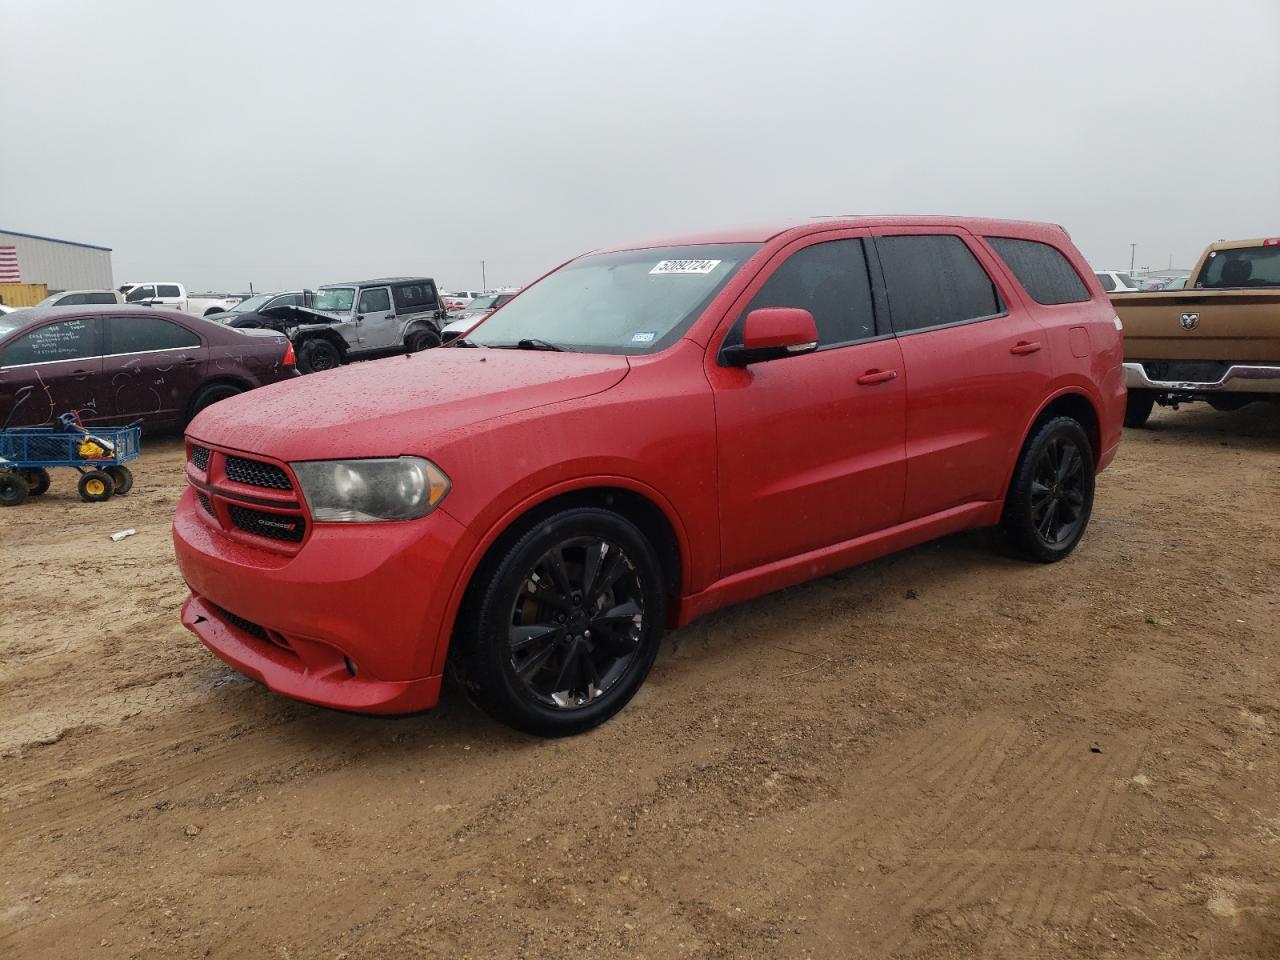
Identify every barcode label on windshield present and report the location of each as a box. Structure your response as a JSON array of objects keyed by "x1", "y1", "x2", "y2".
[{"x1": 650, "y1": 259, "x2": 722, "y2": 275}]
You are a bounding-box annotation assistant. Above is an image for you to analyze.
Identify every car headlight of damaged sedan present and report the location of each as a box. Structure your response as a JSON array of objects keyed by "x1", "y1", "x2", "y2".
[{"x1": 291, "y1": 457, "x2": 450, "y2": 522}]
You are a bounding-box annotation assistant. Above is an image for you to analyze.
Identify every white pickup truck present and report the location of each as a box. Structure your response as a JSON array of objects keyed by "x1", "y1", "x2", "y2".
[{"x1": 117, "y1": 282, "x2": 243, "y2": 317}]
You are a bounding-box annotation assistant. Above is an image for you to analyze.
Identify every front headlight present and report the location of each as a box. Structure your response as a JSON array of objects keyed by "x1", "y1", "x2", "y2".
[{"x1": 291, "y1": 457, "x2": 450, "y2": 522}]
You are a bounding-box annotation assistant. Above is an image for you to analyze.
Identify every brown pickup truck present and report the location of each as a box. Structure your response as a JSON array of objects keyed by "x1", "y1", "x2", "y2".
[{"x1": 1117, "y1": 237, "x2": 1280, "y2": 426}]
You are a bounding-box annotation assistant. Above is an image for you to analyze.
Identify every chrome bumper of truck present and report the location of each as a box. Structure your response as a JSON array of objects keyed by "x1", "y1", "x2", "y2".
[{"x1": 1124, "y1": 362, "x2": 1280, "y2": 394}]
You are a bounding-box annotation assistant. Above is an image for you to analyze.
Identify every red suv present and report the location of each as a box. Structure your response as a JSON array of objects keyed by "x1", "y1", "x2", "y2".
[{"x1": 173, "y1": 217, "x2": 1124, "y2": 735}]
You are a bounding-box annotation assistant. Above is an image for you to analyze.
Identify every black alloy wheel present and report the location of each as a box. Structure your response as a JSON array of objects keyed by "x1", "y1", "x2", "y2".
[
  {"x1": 454, "y1": 507, "x2": 666, "y2": 736},
  {"x1": 299, "y1": 338, "x2": 341, "y2": 373},
  {"x1": 507, "y1": 536, "x2": 646, "y2": 710},
  {"x1": 1002, "y1": 416, "x2": 1095, "y2": 563}
]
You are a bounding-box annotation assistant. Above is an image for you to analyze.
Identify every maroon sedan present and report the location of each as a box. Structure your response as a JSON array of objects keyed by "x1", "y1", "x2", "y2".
[{"x1": 0, "y1": 305, "x2": 297, "y2": 429}]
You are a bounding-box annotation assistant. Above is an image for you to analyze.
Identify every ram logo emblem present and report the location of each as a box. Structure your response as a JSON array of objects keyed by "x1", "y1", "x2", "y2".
[{"x1": 1179, "y1": 312, "x2": 1199, "y2": 331}]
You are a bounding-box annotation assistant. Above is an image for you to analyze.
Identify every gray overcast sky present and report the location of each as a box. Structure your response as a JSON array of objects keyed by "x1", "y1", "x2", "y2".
[{"x1": 1, "y1": 0, "x2": 1277, "y2": 292}]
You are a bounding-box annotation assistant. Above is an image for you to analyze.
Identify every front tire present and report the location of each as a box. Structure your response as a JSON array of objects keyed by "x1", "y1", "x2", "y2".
[
  {"x1": 1124, "y1": 389, "x2": 1155, "y2": 428},
  {"x1": 0, "y1": 471, "x2": 29, "y2": 507},
  {"x1": 1001, "y1": 416, "x2": 1095, "y2": 563},
  {"x1": 453, "y1": 507, "x2": 667, "y2": 736},
  {"x1": 78, "y1": 470, "x2": 115, "y2": 503},
  {"x1": 298, "y1": 338, "x2": 342, "y2": 373}
]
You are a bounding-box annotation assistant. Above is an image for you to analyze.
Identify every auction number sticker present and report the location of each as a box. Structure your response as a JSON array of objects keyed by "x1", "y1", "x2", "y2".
[{"x1": 650, "y1": 259, "x2": 722, "y2": 275}]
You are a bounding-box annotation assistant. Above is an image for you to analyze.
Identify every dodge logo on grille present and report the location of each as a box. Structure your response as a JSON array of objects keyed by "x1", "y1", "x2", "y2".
[
  {"x1": 1179, "y1": 312, "x2": 1199, "y2": 330},
  {"x1": 259, "y1": 518, "x2": 297, "y2": 531}
]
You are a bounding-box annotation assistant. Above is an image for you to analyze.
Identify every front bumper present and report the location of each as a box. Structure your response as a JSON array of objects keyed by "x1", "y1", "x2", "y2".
[
  {"x1": 173, "y1": 487, "x2": 476, "y2": 714},
  {"x1": 1124, "y1": 361, "x2": 1280, "y2": 394}
]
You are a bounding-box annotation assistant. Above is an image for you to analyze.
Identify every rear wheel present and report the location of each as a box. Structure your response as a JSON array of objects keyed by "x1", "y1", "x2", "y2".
[
  {"x1": 453, "y1": 507, "x2": 666, "y2": 736},
  {"x1": 78, "y1": 470, "x2": 115, "y2": 503},
  {"x1": 20, "y1": 467, "x2": 51, "y2": 496},
  {"x1": 106, "y1": 465, "x2": 134, "y2": 495},
  {"x1": 188, "y1": 383, "x2": 243, "y2": 422},
  {"x1": 1124, "y1": 389, "x2": 1155, "y2": 428},
  {"x1": 406, "y1": 328, "x2": 442, "y2": 352},
  {"x1": 298, "y1": 338, "x2": 342, "y2": 373},
  {"x1": 1002, "y1": 416, "x2": 1095, "y2": 563},
  {"x1": 0, "y1": 471, "x2": 29, "y2": 507}
]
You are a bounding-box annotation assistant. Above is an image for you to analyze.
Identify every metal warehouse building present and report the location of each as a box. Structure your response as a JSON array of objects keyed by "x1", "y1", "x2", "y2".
[{"x1": 0, "y1": 229, "x2": 114, "y2": 303}]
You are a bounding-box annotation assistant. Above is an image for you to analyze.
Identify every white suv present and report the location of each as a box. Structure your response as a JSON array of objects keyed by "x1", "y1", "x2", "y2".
[{"x1": 1094, "y1": 270, "x2": 1140, "y2": 293}]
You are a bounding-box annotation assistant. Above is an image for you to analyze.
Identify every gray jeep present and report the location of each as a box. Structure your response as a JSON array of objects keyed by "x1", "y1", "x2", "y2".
[{"x1": 260, "y1": 277, "x2": 446, "y2": 373}]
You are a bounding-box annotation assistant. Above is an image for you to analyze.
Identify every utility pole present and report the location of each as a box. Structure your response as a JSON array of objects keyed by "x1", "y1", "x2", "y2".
[
  {"x1": 1129, "y1": 243, "x2": 1136, "y2": 275},
  {"x1": 481, "y1": 260, "x2": 487, "y2": 291}
]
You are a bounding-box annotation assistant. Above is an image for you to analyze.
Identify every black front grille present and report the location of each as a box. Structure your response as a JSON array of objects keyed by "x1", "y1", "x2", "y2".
[
  {"x1": 190, "y1": 445, "x2": 211, "y2": 471},
  {"x1": 209, "y1": 603, "x2": 269, "y2": 642},
  {"x1": 225, "y1": 456, "x2": 292, "y2": 490},
  {"x1": 228, "y1": 504, "x2": 305, "y2": 542},
  {"x1": 196, "y1": 490, "x2": 214, "y2": 515}
]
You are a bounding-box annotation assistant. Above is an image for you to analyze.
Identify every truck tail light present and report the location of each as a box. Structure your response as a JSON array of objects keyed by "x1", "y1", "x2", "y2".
[{"x1": 282, "y1": 341, "x2": 296, "y2": 367}]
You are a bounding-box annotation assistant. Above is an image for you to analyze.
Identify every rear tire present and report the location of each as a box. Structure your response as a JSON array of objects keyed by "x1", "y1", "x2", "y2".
[
  {"x1": 78, "y1": 470, "x2": 115, "y2": 503},
  {"x1": 106, "y1": 465, "x2": 134, "y2": 495},
  {"x1": 1124, "y1": 389, "x2": 1155, "y2": 428},
  {"x1": 298, "y1": 338, "x2": 342, "y2": 374},
  {"x1": 20, "y1": 467, "x2": 51, "y2": 496},
  {"x1": 188, "y1": 383, "x2": 243, "y2": 423},
  {"x1": 1001, "y1": 416, "x2": 1095, "y2": 563},
  {"x1": 406, "y1": 328, "x2": 442, "y2": 352},
  {"x1": 0, "y1": 471, "x2": 29, "y2": 507},
  {"x1": 452, "y1": 507, "x2": 666, "y2": 737}
]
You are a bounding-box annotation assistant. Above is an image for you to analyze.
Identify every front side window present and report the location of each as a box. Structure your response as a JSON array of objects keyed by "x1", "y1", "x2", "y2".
[
  {"x1": 107, "y1": 315, "x2": 200, "y2": 354},
  {"x1": 156, "y1": 284, "x2": 182, "y2": 298},
  {"x1": 2, "y1": 318, "x2": 99, "y2": 365},
  {"x1": 727, "y1": 239, "x2": 876, "y2": 350},
  {"x1": 125, "y1": 284, "x2": 156, "y2": 302},
  {"x1": 358, "y1": 288, "x2": 392, "y2": 313},
  {"x1": 314, "y1": 287, "x2": 356, "y2": 312},
  {"x1": 393, "y1": 283, "x2": 437, "y2": 311},
  {"x1": 1199, "y1": 245, "x2": 1280, "y2": 288},
  {"x1": 877, "y1": 235, "x2": 1003, "y2": 333},
  {"x1": 267, "y1": 293, "x2": 300, "y2": 308},
  {"x1": 986, "y1": 237, "x2": 1090, "y2": 305},
  {"x1": 468, "y1": 243, "x2": 760, "y2": 354}
]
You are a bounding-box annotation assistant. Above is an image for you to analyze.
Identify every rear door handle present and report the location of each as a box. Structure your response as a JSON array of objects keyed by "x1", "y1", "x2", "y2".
[
  {"x1": 856, "y1": 369, "x2": 898, "y2": 386},
  {"x1": 1010, "y1": 341, "x2": 1042, "y2": 356}
]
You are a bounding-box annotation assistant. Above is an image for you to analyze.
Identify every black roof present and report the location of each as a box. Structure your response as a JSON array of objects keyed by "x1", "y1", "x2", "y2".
[{"x1": 320, "y1": 277, "x2": 435, "y2": 288}]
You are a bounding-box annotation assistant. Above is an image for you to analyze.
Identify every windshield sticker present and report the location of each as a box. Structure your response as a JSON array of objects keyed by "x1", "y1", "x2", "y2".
[
  {"x1": 631, "y1": 331, "x2": 657, "y2": 343},
  {"x1": 650, "y1": 259, "x2": 722, "y2": 275}
]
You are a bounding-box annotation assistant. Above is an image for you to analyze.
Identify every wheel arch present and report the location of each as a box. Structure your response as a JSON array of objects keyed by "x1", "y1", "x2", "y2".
[
  {"x1": 185, "y1": 375, "x2": 252, "y2": 422},
  {"x1": 294, "y1": 329, "x2": 349, "y2": 355},
  {"x1": 1003, "y1": 387, "x2": 1102, "y2": 504},
  {"x1": 428, "y1": 478, "x2": 690, "y2": 678}
]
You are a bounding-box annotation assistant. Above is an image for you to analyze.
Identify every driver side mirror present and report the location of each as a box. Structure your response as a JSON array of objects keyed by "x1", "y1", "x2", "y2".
[{"x1": 722, "y1": 308, "x2": 819, "y2": 367}]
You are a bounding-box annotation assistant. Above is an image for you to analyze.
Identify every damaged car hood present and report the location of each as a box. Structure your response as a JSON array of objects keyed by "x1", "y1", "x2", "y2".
[{"x1": 187, "y1": 347, "x2": 631, "y2": 461}]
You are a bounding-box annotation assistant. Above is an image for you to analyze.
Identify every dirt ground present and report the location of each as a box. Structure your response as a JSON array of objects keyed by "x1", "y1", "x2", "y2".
[{"x1": 2, "y1": 404, "x2": 1278, "y2": 960}]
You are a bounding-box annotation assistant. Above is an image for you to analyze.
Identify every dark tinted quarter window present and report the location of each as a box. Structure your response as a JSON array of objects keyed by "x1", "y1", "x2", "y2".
[
  {"x1": 358, "y1": 287, "x2": 391, "y2": 313},
  {"x1": 393, "y1": 283, "x2": 437, "y2": 311},
  {"x1": 877, "y1": 235, "x2": 1003, "y2": 333},
  {"x1": 986, "y1": 237, "x2": 1090, "y2": 305},
  {"x1": 3, "y1": 318, "x2": 99, "y2": 365},
  {"x1": 156, "y1": 284, "x2": 182, "y2": 298},
  {"x1": 732, "y1": 239, "x2": 876, "y2": 349},
  {"x1": 125, "y1": 285, "x2": 155, "y2": 302},
  {"x1": 107, "y1": 315, "x2": 200, "y2": 354},
  {"x1": 85, "y1": 292, "x2": 117, "y2": 304},
  {"x1": 1096, "y1": 273, "x2": 1116, "y2": 292}
]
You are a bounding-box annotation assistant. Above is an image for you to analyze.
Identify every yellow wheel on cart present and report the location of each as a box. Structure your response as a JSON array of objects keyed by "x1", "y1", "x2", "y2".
[{"x1": 78, "y1": 470, "x2": 115, "y2": 503}]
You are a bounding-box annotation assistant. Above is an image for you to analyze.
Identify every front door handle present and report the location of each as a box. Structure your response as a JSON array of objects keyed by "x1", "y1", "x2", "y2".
[
  {"x1": 856, "y1": 368, "x2": 898, "y2": 386},
  {"x1": 71, "y1": 369, "x2": 92, "y2": 379},
  {"x1": 1010, "y1": 340, "x2": 1042, "y2": 356}
]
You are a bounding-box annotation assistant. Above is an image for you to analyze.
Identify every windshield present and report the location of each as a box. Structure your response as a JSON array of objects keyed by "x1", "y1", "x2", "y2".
[
  {"x1": 1199, "y1": 245, "x2": 1280, "y2": 288},
  {"x1": 468, "y1": 243, "x2": 760, "y2": 354},
  {"x1": 313, "y1": 287, "x2": 356, "y2": 312},
  {"x1": 465, "y1": 295, "x2": 500, "y2": 311},
  {"x1": 229, "y1": 294, "x2": 272, "y2": 313}
]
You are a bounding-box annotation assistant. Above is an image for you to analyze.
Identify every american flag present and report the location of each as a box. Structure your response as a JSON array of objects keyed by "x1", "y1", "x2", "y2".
[{"x1": 0, "y1": 246, "x2": 19, "y2": 283}]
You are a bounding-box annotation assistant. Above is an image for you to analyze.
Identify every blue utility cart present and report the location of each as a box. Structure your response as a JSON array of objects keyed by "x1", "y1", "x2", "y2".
[{"x1": 0, "y1": 424, "x2": 142, "y2": 506}]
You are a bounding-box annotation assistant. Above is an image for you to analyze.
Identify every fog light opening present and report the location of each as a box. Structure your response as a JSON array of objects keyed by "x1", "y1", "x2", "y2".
[{"x1": 344, "y1": 656, "x2": 358, "y2": 677}]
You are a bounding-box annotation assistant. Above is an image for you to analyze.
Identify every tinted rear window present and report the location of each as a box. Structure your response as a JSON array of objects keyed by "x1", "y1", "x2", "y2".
[
  {"x1": 393, "y1": 283, "x2": 437, "y2": 311},
  {"x1": 1199, "y1": 245, "x2": 1280, "y2": 288},
  {"x1": 986, "y1": 237, "x2": 1090, "y2": 305},
  {"x1": 107, "y1": 315, "x2": 200, "y2": 353},
  {"x1": 877, "y1": 235, "x2": 1003, "y2": 333}
]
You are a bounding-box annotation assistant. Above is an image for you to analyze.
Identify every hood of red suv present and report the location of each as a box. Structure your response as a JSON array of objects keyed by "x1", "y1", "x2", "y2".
[{"x1": 188, "y1": 348, "x2": 630, "y2": 461}]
